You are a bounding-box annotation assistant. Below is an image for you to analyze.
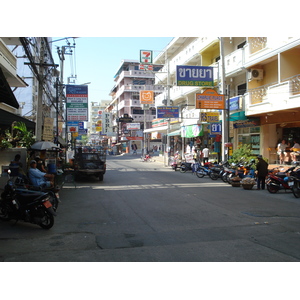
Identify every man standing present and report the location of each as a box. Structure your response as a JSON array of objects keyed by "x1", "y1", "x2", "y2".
[
  {"x1": 256, "y1": 155, "x2": 269, "y2": 190},
  {"x1": 131, "y1": 142, "x2": 138, "y2": 155},
  {"x1": 202, "y1": 145, "x2": 209, "y2": 164}
]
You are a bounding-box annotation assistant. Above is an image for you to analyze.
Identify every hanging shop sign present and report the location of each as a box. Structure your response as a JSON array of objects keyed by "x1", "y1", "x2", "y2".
[
  {"x1": 210, "y1": 123, "x2": 222, "y2": 135},
  {"x1": 157, "y1": 106, "x2": 179, "y2": 118},
  {"x1": 196, "y1": 89, "x2": 225, "y2": 110},
  {"x1": 152, "y1": 118, "x2": 168, "y2": 127},
  {"x1": 127, "y1": 123, "x2": 140, "y2": 130},
  {"x1": 67, "y1": 121, "x2": 79, "y2": 133},
  {"x1": 42, "y1": 117, "x2": 54, "y2": 141},
  {"x1": 176, "y1": 66, "x2": 214, "y2": 86},
  {"x1": 140, "y1": 50, "x2": 153, "y2": 64},
  {"x1": 140, "y1": 90, "x2": 154, "y2": 104},
  {"x1": 66, "y1": 85, "x2": 88, "y2": 121},
  {"x1": 200, "y1": 112, "x2": 220, "y2": 123},
  {"x1": 139, "y1": 64, "x2": 153, "y2": 71}
]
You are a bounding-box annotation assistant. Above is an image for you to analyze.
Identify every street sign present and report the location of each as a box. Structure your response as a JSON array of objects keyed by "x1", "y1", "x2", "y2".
[
  {"x1": 140, "y1": 50, "x2": 153, "y2": 64},
  {"x1": 201, "y1": 112, "x2": 220, "y2": 123},
  {"x1": 210, "y1": 123, "x2": 222, "y2": 134},
  {"x1": 196, "y1": 89, "x2": 225, "y2": 110}
]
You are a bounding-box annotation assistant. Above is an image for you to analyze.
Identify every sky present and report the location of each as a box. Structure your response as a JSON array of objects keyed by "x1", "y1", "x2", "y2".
[{"x1": 51, "y1": 37, "x2": 174, "y2": 103}]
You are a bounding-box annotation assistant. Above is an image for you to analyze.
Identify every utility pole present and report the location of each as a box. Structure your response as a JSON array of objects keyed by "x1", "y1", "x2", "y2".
[
  {"x1": 36, "y1": 40, "x2": 45, "y2": 141},
  {"x1": 220, "y1": 37, "x2": 228, "y2": 161}
]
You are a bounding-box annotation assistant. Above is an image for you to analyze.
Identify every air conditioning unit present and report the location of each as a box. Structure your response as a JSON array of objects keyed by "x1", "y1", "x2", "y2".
[{"x1": 249, "y1": 69, "x2": 263, "y2": 81}]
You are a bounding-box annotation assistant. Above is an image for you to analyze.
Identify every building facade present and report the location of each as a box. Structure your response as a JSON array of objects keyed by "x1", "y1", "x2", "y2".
[
  {"x1": 108, "y1": 59, "x2": 163, "y2": 153},
  {"x1": 147, "y1": 37, "x2": 300, "y2": 163}
]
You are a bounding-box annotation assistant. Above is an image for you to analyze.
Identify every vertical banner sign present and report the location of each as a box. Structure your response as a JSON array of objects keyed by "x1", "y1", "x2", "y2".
[
  {"x1": 66, "y1": 85, "x2": 88, "y2": 121},
  {"x1": 140, "y1": 50, "x2": 153, "y2": 64},
  {"x1": 140, "y1": 90, "x2": 154, "y2": 104},
  {"x1": 42, "y1": 117, "x2": 54, "y2": 141},
  {"x1": 176, "y1": 66, "x2": 214, "y2": 86}
]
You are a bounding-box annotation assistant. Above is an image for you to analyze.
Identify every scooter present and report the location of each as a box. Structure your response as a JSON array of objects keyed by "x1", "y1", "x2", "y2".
[
  {"x1": 195, "y1": 164, "x2": 211, "y2": 178},
  {"x1": 0, "y1": 171, "x2": 56, "y2": 229},
  {"x1": 266, "y1": 166, "x2": 296, "y2": 193}
]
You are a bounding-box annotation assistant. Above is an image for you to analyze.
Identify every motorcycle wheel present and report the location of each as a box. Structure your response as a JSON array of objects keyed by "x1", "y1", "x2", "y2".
[
  {"x1": 292, "y1": 181, "x2": 300, "y2": 198},
  {"x1": 267, "y1": 182, "x2": 279, "y2": 193},
  {"x1": 39, "y1": 209, "x2": 54, "y2": 229},
  {"x1": 180, "y1": 164, "x2": 187, "y2": 173},
  {"x1": 226, "y1": 174, "x2": 234, "y2": 185},
  {"x1": 209, "y1": 172, "x2": 219, "y2": 180},
  {"x1": 221, "y1": 172, "x2": 227, "y2": 183},
  {"x1": 0, "y1": 201, "x2": 11, "y2": 221},
  {"x1": 196, "y1": 169, "x2": 205, "y2": 178}
]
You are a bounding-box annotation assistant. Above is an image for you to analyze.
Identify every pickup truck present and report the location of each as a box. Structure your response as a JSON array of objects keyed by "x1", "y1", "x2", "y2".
[{"x1": 74, "y1": 148, "x2": 106, "y2": 181}]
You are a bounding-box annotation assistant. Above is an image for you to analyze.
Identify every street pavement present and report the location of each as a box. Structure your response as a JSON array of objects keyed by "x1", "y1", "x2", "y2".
[{"x1": 1, "y1": 152, "x2": 300, "y2": 263}]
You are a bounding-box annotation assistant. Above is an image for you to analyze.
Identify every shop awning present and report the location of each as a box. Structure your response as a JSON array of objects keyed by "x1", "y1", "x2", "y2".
[
  {"x1": 144, "y1": 125, "x2": 168, "y2": 134},
  {"x1": 168, "y1": 129, "x2": 181, "y2": 136},
  {"x1": 229, "y1": 111, "x2": 247, "y2": 121},
  {"x1": 0, "y1": 66, "x2": 19, "y2": 109},
  {"x1": 0, "y1": 108, "x2": 35, "y2": 131}
]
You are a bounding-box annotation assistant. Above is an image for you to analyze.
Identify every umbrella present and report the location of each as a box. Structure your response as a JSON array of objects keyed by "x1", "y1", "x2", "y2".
[{"x1": 30, "y1": 141, "x2": 60, "y2": 150}]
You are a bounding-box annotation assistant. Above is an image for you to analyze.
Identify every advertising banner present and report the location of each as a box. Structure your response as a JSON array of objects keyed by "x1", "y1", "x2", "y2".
[
  {"x1": 66, "y1": 85, "x2": 88, "y2": 121},
  {"x1": 176, "y1": 66, "x2": 214, "y2": 86},
  {"x1": 140, "y1": 90, "x2": 154, "y2": 104}
]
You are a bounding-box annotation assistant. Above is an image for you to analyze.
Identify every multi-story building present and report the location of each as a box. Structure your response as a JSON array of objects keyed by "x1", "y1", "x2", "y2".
[
  {"x1": 109, "y1": 59, "x2": 163, "y2": 153},
  {"x1": 150, "y1": 37, "x2": 300, "y2": 163},
  {"x1": 0, "y1": 37, "x2": 36, "y2": 134}
]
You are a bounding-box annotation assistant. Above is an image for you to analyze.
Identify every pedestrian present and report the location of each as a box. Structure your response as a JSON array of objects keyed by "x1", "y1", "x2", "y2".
[
  {"x1": 28, "y1": 160, "x2": 54, "y2": 188},
  {"x1": 256, "y1": 155, "x2": 269, "y2": 190},
  {"x1": 202, "y1": 145, "x2": 209, "y2": 164},
  {"x1": 131, "y1": 142, "x2": 137, "y2": 155}
]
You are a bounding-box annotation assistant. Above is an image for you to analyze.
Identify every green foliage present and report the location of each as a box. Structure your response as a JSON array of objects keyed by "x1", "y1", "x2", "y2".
[
  {"x1": 229, "y1": 144, "x2": 257, "y2": 165},
  {"x1": 0, "y1": 122, "x2": 35, "y2": 150}
]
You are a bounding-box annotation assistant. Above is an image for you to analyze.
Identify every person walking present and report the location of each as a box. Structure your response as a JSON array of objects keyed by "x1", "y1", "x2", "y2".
[
  {"x1": 256, "y1": 155, "x2": 269, "y2": 190},
  {"x1": 202, "y1": 145, "x2": 209, "y2": 164},
  {"x1": 131, "y1": 142, "x2": 138, "y2": 155}
]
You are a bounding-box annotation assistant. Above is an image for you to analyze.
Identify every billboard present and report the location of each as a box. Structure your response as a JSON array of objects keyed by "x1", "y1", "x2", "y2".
[
  {"x1": 66, "y1": 85, "x2": 88, "y2": 121},
  {"x1": 157, "y1": 106, "x2": 179, "y2": 118}
]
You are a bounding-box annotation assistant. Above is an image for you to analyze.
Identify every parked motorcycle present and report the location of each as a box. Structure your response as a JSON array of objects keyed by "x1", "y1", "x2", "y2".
[
  {"x1": 14, "y1": 176, "x2": 60, "y2": 212},
  {"x1": 209, "y1": 161, "x2": 227, "y2": 180},
  {"x1": 179, "y1": 162, "x2": 194, "y2": 173},
  {"x1": 266, "y1": 166, "x2": 295, "y2": 193},
  {"x1": 0, "y1": 172, "x2": 56, "y2": 229},
  {"x1": 195, "y1": 164, "x2": 211, "y2": 178},
  {"x1": 286, "y1": 163, "x2": 300, "y2": 198}
]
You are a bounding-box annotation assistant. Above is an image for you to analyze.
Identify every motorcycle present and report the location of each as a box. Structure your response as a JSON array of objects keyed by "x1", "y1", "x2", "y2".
[
  {"x1": 169, "y1": 153, "x2": 181, "y2": 171},
  {"x1": 179, "y1": 162, "x2": 194, "y2": 173},
  {"x1": 266, "y1": 166, "x2": 295, "y2": 193},
  {"x1": 209, "y1": 161, "x2": 227, "y2": 180},
  {"x1": 195, "y1": 163, "x2": 211, "y2": 178},
  {"x1": 286, "y1": 163, "x2": 300, "y2": 198},
  {"x1": 0, "y1": 171, "x2": 56, "y2": 229},
  {"x1": 14, "y1": 176, "x2": 60, "y2": 212}
]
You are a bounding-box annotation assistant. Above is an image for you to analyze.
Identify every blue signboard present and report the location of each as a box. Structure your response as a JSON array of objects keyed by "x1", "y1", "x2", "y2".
[
  {"x1": 157, "y1": 106, "x2": 179, "y2": 118},
  {"x1": 66, "y1": 85, "x2": 88, "y2": 95},
  {"x1": 210, "y1": 123, "x2": 222, "y2": 134},
  {"x1": 229, "y1": 96, "x2": 240, "y2": 111},
  {"x1": 176, "y1": 65, "x2": 214, "y2": 86}
]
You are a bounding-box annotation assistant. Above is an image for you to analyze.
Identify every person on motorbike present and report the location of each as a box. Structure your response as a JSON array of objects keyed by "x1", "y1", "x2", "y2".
[
  {"x1": 28, "y1": 160, "x2": 55, "y2": 188},
  {"x1": 256, "y1": 155, "x2": 269, "y2": 190}
]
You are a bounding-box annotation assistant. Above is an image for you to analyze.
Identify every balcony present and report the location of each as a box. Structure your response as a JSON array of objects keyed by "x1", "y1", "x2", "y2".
[{"x1": 245, "y1": 74, "x2": 300, "y2": 115}]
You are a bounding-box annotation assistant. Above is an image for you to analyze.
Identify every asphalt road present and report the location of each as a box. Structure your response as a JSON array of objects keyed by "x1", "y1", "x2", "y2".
[{"x1": 1, "y1": 153, "x2": 300, "y2": 262}]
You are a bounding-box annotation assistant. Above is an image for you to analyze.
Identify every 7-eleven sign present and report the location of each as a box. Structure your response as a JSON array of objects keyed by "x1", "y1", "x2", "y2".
[{"x1": 140, "y1": 50, "x2": 153, "y2": 64}]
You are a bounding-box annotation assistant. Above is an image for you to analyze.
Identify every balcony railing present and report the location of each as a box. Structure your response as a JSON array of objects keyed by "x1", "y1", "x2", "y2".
[
  {"x1": 248, "y1": 37, "x2": 267, "y2": 54},
  {"x1": 248, "y1": 74, "x2": 300, "y2": 105}
]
